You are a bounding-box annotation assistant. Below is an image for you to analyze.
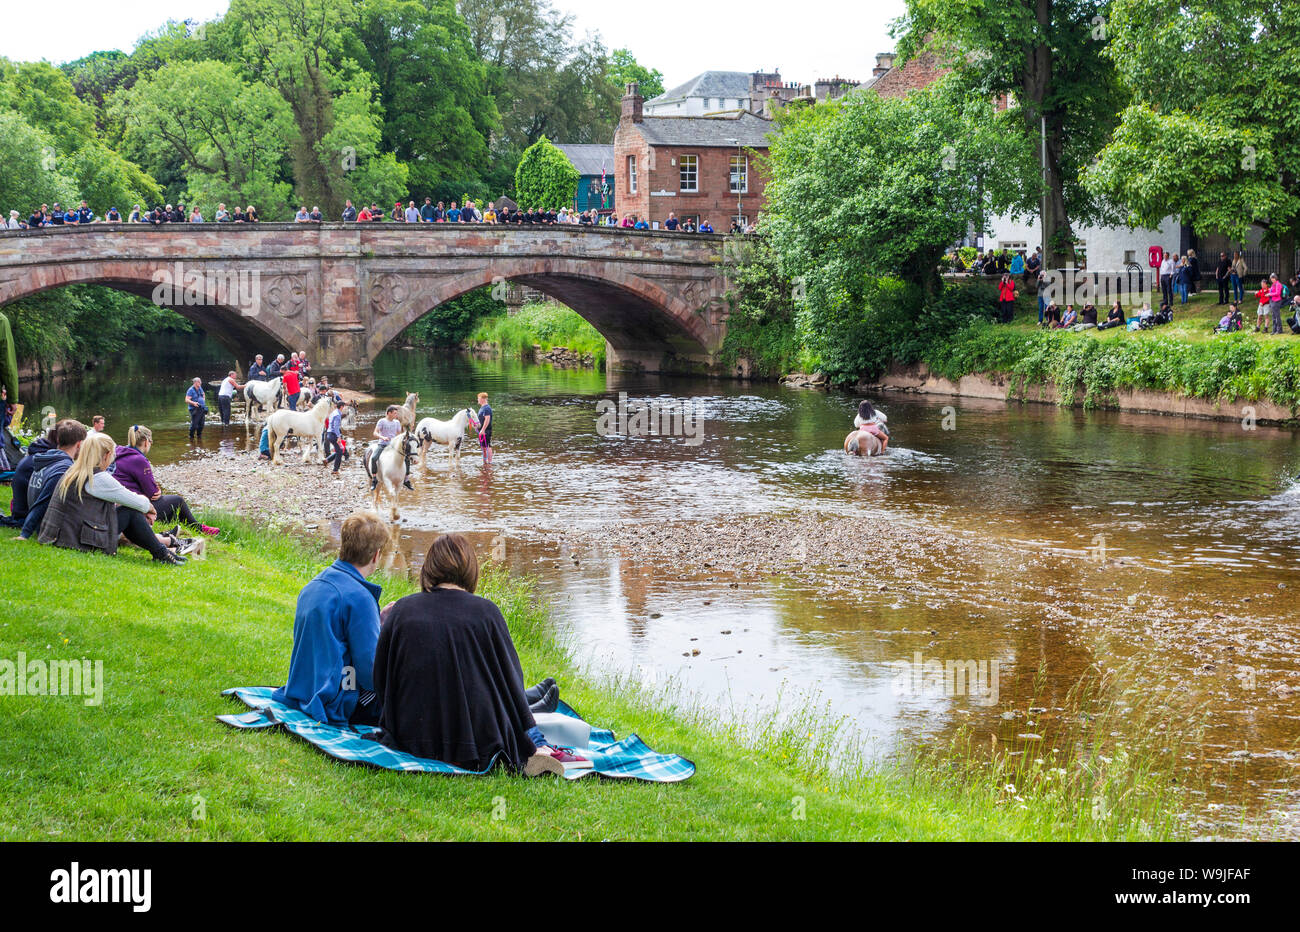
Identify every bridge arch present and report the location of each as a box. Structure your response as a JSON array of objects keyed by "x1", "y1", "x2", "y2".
[
  {"x1": 366, "y1": 256, "x2": 722, "y2": 366},
  {"x1": 0, "y1": 258, "x2": 306, "y2": 362}
]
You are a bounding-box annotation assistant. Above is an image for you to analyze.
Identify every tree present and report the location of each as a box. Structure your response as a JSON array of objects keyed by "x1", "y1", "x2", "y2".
[
  {"x1": 762, "y1": 80, "x2": 1035, "y2": 378},
  {"x1": 608, "y1": 48, "x2": 664, "y2": 99},
  {"x1": 1086, "y1": 0, "x2": 1300, "y2": 280},
  {"x1": 345, "y1": 0, "x2": 498, "y2": 201},
  {"x1": 112, "y1": 60, "x2": 296, "y2": 217},
  {"x1": 0, "y1": 110, "x2": 78, "y2": 216},
  {"x1": 514, "y1": 135, "x2": 579, "y2": 209},
  {"x1": 894, "y1": 0, "x2": 1127, "y2": 269},
  {"x1": 227, "y1": 0, "x2": 391, "y2": 215}
]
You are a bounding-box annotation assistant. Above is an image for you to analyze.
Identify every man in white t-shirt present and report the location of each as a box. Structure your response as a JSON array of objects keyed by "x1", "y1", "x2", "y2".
[
  {"x1": 217, "y1": 371, "x2": 243, "y2": 426},
  {"x1": 369, "y1": 405, "x2": 413, "y2": 491}
]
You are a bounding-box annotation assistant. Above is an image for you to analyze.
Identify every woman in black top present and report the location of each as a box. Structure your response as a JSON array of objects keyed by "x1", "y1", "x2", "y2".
[{"x1": 373, "y1": 534, "x2": 583, "y2": 775}]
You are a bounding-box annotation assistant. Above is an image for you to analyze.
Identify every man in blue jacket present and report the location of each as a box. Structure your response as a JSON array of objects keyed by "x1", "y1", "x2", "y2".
[
  {"x1": 273, "y1": 511, "x2": 391, "y2": 725},
  {"x1": 19, "y1": 420, "x2": 87, "y2": 540}
]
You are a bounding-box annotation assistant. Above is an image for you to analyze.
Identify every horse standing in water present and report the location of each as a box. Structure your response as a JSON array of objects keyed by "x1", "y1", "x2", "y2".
[
  {"x1": 243, "y1": 377, "x2": 284, "y2": 427},
  {"x1": 366, "y1": 429, "x2": 420, "y2": 520},
  {"x1": 415, "y1": 408, "x2": 480, "y2": 469},
  {"x1": 395, "y1": 392, "x2": 419, "y2": 431},
  {"x1": 844, "y1": 402, "x2": 890, "y2": 457},
  {"x1": 266, "y1": 396, "x2": 332, "y2": 464},
  {"x1": 843, "y1": 428, "x2": 886, "y2": 456}
]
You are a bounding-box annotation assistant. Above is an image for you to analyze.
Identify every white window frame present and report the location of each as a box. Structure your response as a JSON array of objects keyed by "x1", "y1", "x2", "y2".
[
  {"x1": 679, "y1": 154, "x2": 698, "y2": 193},
  {"x1": 627, "y1": 155, "x2": 637, "y2": 194},
  {"x1": 729, "y1": 155, "x2": 748, "y2": 194}
]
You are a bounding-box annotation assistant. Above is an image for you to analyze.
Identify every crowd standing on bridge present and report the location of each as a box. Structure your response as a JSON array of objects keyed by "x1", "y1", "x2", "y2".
[{"x1": 6, "y1": 197, "x2": 742, "y2": 233}]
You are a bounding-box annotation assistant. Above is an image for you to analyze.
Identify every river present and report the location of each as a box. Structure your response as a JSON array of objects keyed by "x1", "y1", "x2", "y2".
[{"x1": 23, "y1": 332, "x2": 1300, "y2": 836}]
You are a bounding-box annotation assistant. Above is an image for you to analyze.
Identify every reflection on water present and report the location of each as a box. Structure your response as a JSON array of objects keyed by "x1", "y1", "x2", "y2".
[{"x1": 26, "y1": 335, "x2": 1300, "y2": 831}]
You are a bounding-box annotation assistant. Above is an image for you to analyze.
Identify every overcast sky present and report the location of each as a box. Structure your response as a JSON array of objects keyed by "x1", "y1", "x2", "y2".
[{"x1": 1, "y1": 0, "x2": 906, "y2": 90}]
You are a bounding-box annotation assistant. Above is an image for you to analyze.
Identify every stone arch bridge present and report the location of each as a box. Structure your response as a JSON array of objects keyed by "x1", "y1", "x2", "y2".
[{"x1": 0, "y1": 224, "x2": 734, "y2": 387}]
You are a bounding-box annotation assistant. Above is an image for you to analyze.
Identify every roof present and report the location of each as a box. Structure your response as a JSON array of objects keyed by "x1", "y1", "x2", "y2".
[
  {"x1": 647, "y1": 71, "x2": 752, "y2": 106},
  {"x1": 630, "y1": 111, "x2": 776, "y2": 149},
  {"x1": 553, "y1": 144, "x2": 615, "y2": 177}
]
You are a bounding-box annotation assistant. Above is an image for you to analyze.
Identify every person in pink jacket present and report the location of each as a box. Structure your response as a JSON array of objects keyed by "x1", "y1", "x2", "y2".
[{"x1": 1268, "y1": 274, "x2": 1285, "y2": 334}]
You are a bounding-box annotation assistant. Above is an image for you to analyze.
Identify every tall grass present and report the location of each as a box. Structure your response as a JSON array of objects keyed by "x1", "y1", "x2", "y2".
[{"x1": 470, "y1": 303, "x2": 606, "y2": 367}]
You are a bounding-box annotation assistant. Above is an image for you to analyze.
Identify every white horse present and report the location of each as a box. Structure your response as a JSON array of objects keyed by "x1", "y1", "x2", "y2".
[
  {"x1": 366, "y1": 429, "x2": 420, "y2": 520},
  {"x1": 415, "y1": 408, "x2": 481, "y2": 469},
  {"x1": 395, "y1": 392, "x2": 419, "y2": 431},
  {"x1": 244, "y1": 377, "x2": 283, "y2": 427},
  {"x1": 266, "y1": 396, "x2": 332, "y2": 465}
]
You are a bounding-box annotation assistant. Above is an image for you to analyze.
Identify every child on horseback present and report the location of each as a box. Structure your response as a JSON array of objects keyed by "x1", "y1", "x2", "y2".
[
  {"x1": 370, "y1": 405, "x2": 414, "y2": 491},
  {"x1": 853, "y1": 400, "x2": 889, "y2": 451}
]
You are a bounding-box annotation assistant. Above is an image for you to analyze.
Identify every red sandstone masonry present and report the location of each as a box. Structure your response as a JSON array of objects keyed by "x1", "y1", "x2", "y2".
[{"x1": 0, "y1": 223, "x2": 730, "y2": 385}]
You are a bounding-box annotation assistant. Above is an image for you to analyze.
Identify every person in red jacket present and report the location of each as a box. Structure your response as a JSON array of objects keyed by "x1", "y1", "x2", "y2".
[
  {"x1": 283, "y1": 365, "x2": 301, "y2": 412},
  {"x1": 997, "y1": 273, "x2": 1018, "y2": 323}
]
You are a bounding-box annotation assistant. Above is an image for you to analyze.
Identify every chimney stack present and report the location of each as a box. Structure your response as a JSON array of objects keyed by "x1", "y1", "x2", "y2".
[
  {"x1": 621, "y1": 82, "x2": 643, "y2": 123},
  {"x1": 873, "y1": 52, "x2": 896, "y2": 77}
]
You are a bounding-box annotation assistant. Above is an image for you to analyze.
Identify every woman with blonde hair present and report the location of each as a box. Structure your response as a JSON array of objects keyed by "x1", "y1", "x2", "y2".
[{"x1": 38, "y1": 432, "x2": 187, "y2": 564}]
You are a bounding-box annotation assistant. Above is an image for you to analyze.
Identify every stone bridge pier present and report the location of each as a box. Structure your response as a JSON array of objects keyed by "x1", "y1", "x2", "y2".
[{"x1": 0, "y1": 224, "x2": 735, "y2": 389}]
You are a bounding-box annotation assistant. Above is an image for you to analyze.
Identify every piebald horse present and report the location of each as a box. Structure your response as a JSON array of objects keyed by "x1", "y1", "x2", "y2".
[
  {"x1": 366, "y1": 429, "x2": 420, "y2": 521},
  {"x1": 415, "y1": 408, "x2": 481, "y2": 469},
  {"x1": 244, "y1": 377, "x2": 284, "y2": 427}
]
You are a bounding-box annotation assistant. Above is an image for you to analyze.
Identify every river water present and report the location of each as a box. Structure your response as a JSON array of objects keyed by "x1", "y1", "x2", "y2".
[{"x1": 24, "y1": 333, "x2": 1300, "y2": 834}]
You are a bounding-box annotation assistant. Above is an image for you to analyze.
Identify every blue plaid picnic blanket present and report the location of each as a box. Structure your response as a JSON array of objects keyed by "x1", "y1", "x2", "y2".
[{"x1": 218, "y1": 687, "x2": 695, "y2": 783}]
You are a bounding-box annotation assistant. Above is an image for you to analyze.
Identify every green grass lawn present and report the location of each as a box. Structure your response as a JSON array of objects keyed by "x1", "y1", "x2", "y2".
[
  {"x1": 0, "y1": 487, "x2": 1182, "y2": 840},
  {"x1": 470, "y1": 303, "x2": 607, "y2": 367}
]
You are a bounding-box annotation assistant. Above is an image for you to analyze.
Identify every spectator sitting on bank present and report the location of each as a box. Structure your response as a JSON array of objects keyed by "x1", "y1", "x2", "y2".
[
  {"x1": 1010, "y1": 251, "x2": 1025, "y2": 276},
  {"x1": 1079, "y1": 303, "x2": 1098, "y2": 328},
  {"x1": 1099, "y1": 301, "x2": 1126, "y2": 330},
  {"x1": 1042, "y1": 302, "x2": 1061, "y2": 328},
  {"x1": 37, "y1": 432, "x2": 187, "y2": 565},
  {"x1": 1060, "y1": 305, "x2": 1078, "y2": 328},
  {"x1": 6, "y1": 422, "x2": 58, "y2": 526},
  {"x1": 273, "y1": 511, "x2": 392, "y2": 726},
  {"x1": 373, "y1": 532, "x2": 584, "y2": 775},
  {"x1": 112, "y1": 425, "x2": 219, "y2": 536},
  {"x1": 18, "y1": 419, "x2": 88, "y2": 540},
  {"x1": 1215, "y1": 305, "x2": 1244, "y2": 333}
]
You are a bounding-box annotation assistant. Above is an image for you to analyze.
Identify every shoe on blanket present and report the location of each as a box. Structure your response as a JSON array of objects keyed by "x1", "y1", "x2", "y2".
[
  {"x1": 546, "y1": 747, "x2": 592, "y2": 769},
  {"x1": 524, "y1": 751, "x2": 565, "y2": 777}
]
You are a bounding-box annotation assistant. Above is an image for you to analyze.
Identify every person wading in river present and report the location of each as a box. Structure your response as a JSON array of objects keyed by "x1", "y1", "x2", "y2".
[
  {"x1": 185, "y1": 377, "x2": 208, "y2": 442},
  {"x1": 476, "y1": 392, "x2": 494, "y2": 465}
]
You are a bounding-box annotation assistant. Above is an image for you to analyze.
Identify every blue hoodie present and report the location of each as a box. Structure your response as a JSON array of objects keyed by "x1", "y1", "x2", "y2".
[
  {"x1": 9, "y1": 436, "x2": 53, "y2": 520},
  {"x1": 273, "y1": 560, "x2": 382, "y2": 725},
  {"x1": 20, "y1": 448, "x2": 74, "y2": 538}
]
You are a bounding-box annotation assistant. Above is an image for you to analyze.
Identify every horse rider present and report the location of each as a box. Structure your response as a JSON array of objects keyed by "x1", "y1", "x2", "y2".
[{"x1": 370, "y1": 405, "x2": 414, "y2": 491}]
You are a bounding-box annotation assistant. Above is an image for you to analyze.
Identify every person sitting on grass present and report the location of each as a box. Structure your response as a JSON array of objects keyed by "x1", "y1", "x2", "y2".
[
  {"x1": 373, "y1": 533, "x2": 586, "y2": 776},
  {"x1": 1042, "y1": 302, "x2": 1061, "y2": 328},
  {"x1": 37, "y1": 432, "x2": 186, "y2": 565},
  {"x1": 113, "y1": 425, "x2": 219, "y2": 536},
  {"x1": 1078, "y1": 303, "x2": 1098, "y2": 329},
  {"x1": 1060, "y1": 305, "x2": 1078, "y2": 329},
  {"x1": 273, "y1": 511, "x2": 392, "y2": 726},
  {"x1": 1215, "y1": 304, "x2": 1244, "y2": 333},
  {"x1": 1098, "y1": 301, "x2": 1126, "y2": 330},
  {"x1": 6, "y1": 422, "x2": 58, "y2": 526},
  {"x1": 18, "y1": 420, "x2": 87, "y2": 540}
]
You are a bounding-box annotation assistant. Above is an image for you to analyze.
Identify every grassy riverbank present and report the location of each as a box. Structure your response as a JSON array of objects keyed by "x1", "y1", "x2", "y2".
[
  {"x1": 0, "y1": 488, "x2": 1188, "y2": 840},
  {"x1": 469, "y1": 303, "x2": 606, "y2": 368},
  {"x1": 921, "y1": 288, "x2": 1300, "y2": 412}
]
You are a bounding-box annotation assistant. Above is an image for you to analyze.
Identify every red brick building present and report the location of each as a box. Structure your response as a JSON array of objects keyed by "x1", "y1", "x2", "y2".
[{"x1": 613, "y1": 83, "x2": 777, "y2": 231}]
